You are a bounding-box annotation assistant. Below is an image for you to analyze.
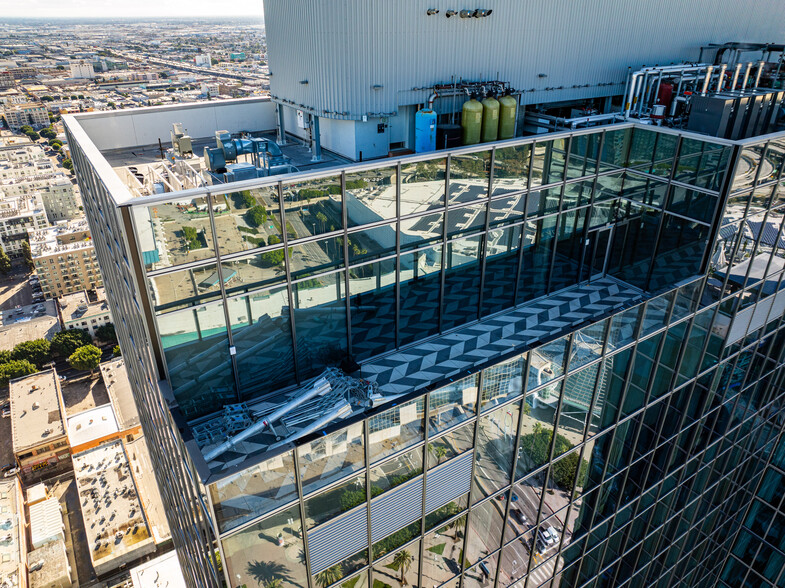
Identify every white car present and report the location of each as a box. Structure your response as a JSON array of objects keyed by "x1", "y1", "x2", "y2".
[
  {"x1": 3, "y1": 468, "x2": 18, "y2": 478},
  {"x1": 538, "y1": 525, "x2": 558, "y2": 546}
]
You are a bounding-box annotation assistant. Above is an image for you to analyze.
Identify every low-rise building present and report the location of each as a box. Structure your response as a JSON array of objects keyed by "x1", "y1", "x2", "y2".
[
  {"x1": 59, "y1": 288, "x2": 112, "y2": 337},
  {"x1": 130, "y1": 550, "x2": 186, "y2": 588},
  {"x1": 0, "y1": 71, "x2": 14, "y2": 90},
  {"x1": 0, "y1": 478, "x2": 27, "y2": 588},
  {"x1": 29, "y1": 219, "x2": 102, "y2": 298},
  {"x1": 0, "y1": 193, "x2": 49, "y2": 256},
  {"x1": 9, "y1": 370, "x2": 70, "y2": 481},
  {"x1": 0, "y1": 175, "x2": 81, "y2": 224},
  {"x1": 27, "y1": 540, "x2": 71, "y2": 588},
  {"x1": 1, "y1": 103, "x2": 49, "y2": 130},
  {"x1": 69, "y1": 60, "x2": 95, "y2": 80},
  {"x1": 73, "y1": 441, "x2": 156, "y2": 576},
  {"x1": 0, "y1": 301, "x2": 60, "y2": 352}
]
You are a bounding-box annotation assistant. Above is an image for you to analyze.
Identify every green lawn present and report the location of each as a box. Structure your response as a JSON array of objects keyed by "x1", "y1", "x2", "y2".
[{"x1": 427, "y1": 543, "x2": 446, "y2": 556}]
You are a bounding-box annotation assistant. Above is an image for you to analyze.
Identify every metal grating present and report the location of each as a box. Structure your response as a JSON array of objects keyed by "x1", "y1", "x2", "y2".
[
  {"x1": 307, "y1": 505, "x2": 368, "y2": 574},
  {"x1": 370, "y1": 477, "x2": 424, "y2": 542},
  {"x1": 424, "y1": 451, "x2": 473, "y2": 514}
]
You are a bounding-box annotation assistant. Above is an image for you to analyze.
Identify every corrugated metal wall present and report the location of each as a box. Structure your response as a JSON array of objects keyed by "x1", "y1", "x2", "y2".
[{"x1": 264, "y1": 0, "x2": 785, "y2": 119}]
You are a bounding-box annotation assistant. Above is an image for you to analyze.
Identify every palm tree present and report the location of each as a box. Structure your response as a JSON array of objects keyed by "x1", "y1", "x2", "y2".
[
  {"x1": 392, "y1": 550, "x2": 414, "y2": 586},
  {"x1": 429, "y1": 443, "x2": 449, "y2": 466},
  {"x1": 247, "y1": 561, "x2": 293, "y2": 587},
  {"x1": 315, "y1": 564, "x2": 343, "y2": 588},
  {"x1": 264, "y1": 579, "x2": 284, "y2": 588}
]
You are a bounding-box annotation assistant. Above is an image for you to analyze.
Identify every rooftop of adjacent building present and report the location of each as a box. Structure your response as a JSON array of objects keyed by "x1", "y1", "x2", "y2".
[
  {"x1": 28, "y1": 495, "x2": 63, "y2": 548},
  {"x1": 0, "y1": 300, "x2": 60, "y2": 352},
  {"x1": 27, "y1": 538, "x2": 70, "y2": 588},
  {"x1": 73, "y1": 440, "x2": 155, "y2": 567},
  {"x1": 67, "y1": 404, "x2": 119, "y2": 448},
  {"x1": 28, "y1": 218, "x2": 94, "y2": 258},
  {"x1": 130, "y1": 550, "x2": 187, "y2": 588},
  {"x1": 0, "y1": 193, "x2": 45, "y2": 219},
  {"x1": 101, "y1": 359, "x2": 140, "y2": 431},
  {"x1": 10, "y1": 369, "x2": 66, "y2": 453},
  {"x1": 0, "y1": 478, "x2": 24, "y2": 588},
  {"x1": 59, "y1": 288, "x2": 109, "y2": 324}
]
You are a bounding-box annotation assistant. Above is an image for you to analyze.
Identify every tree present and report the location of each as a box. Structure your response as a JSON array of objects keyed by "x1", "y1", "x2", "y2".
[
  {"x1": 315, "y1": 565, "x2": 343, "y2": 588},
  {"x1": 0, "y1": 360, "x2": 36, "y2": 386},
  {"x1": 245, "y1": 205, "x2": 268, "y2": 228},
  {"x1": 67, "y1": 345, "x2": 102, "y2": 375},
  {"x1": 94, "y1": 323, "x2": 117, "y2": 344},
  {"x1": 51, "y1": 329, "x2": 92, "y2": 357},
  {"x1": 246, "y1": 560, "x2": 293, "y2": 587},
  {"x1": 20, "y1": 241, "x2": 33, "y2": 271},
  {"x1": 39, "y1": 127, "x2": 56, "y2": 139},
  {"x1": 19, "y1": 125, "x2": 33, "y2": 135},
  {"x1": 428, "y1": 443, "x2": 449, "y2": 466},
  {"x1": 392, "y1": 550, "x2": 414, "y2": 586},
  {"x1": 112, "y1": 345, "x2": 121, "y2": 357},
  {"x1": 0, "y1": 350, "x2": 12, "y2": 364},
  {"x1": 24, "y1": 130, "x2": 39, "y2": 141},
  {"x1": 0, "y1": 248, "x2": 10, "y2": 275},
  {"x1": 62, "y1": 158, "x2": 73, "y2": 172},
  {"x1": 12, "y1": 339, "x2": 51, "y2": 368}
]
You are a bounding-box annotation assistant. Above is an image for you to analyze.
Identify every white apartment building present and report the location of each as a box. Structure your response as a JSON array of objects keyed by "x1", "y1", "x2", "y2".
[
  {"x1": 70, "y1": 60, "x2": 95, "y2": 79},
  {"x1": 0, "y1": 176, "x2": 81, "y2": 223},
  {"x1": 59, "y1": 287, "x2": 112, "y2": 336},
  {"x1": 1, "y1": 102, "x2": 49, "y2": 130},
  {"x1": 194, "y1": 53, "x2": 212, "y2": 67},
  {"x1": 0, "y1": 193, "x2": 48, "y2": 256}
]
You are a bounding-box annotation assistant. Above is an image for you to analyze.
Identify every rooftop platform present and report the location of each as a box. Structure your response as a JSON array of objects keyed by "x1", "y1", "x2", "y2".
[
  {"x1": 0, "y1": 479, "x2": 24, "y2": 588},
  {"x1": 201, "y1": 276, "x2": 644, "y2": 477},
  {"x1": 10, "y1": 369, "x2": 66, "y2": 454},
  {"x1": 0, "y1": 300, "x2": 60, "y2": 352}
]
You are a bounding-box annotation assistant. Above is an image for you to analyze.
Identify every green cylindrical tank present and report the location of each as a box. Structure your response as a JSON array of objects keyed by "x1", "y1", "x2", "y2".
[
  {"x1": 461, "y1": 97, "x2": 483, "y2": 145},
  {"x1": 481, "y1": 94, "x2": 500, "y2": 143},
  {"x1": 498, "y1": 92, "x2": 518, "y2": 140}
]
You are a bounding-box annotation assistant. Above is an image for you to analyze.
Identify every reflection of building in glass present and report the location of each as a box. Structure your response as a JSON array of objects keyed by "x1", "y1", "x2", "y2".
[{"x1": 66, "y1": 50, "x2": 785, "y2": 588}]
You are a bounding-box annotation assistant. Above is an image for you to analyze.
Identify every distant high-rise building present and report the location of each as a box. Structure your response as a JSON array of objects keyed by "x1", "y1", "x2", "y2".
[
  {"x1": 194, "y1": 53, "x2": 212, "y2": 67},
  {"x1": 70, "y1": 60, "x2": 95, "y2": 80},
  {"x1": 66, "y1": 2, "x2": 785, "y2": 587}
]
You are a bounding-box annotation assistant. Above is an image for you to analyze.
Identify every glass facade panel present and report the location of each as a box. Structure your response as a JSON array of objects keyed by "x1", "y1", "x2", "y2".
[
  {"x1": 529, "y1": 337, "x2": 567, "y2": 390},
  {"x1": 369, "y1": 447, "x2": 423, "y2": 496},
  {"x1": 472, "y1": 401, "x2": 521, "y2": 500},
  {"x1": 298, "y1": 422, "x2": 364, "y2": 496},
  {"x1": 368, "y1": 399, "x2": 424, "y2": 464},
  {"x1": 349, "y1": 258, "x2": 396, "y2": 360},
  {"x1": 427, "y1": 422, "x2": 475, "y2": 469},
  {"x1": 480, "y1": 354, "x2": 525, "y2": 411},
  {"x1": 281, "y1": 175, "x2": 343, "y2": 240},
  {"x1": 449, "y1": 151, "x2": 491, "y2": 203},
  {"x1": 492, "y1": 144, "x2": 530, "y2": 196},
  {"x1": 304, "y1": 473, "x2": 366, "y2": 529},
  {"x1": 519, "y1": 216, "x2": 556, "y2": 302},
  {"x1": 423, "y1": 516, "x2": 467, "y2": 585},
  {"x1": 224, "y1": 505, "x2": 308, "y2": 588},
  {"x1": 345, "y1": 166, "x2": 397, "y2": 228},
  {"x1": 466, "y1": 497, "x2": 504, "y2": 564},
  {"x1": 400, "y1": 158, "x2": 445, "y2": 212},
  {"x1": 442, "y1": 234, "x2": 482, "y2": 330},
  {"x1": 428, "y1": 374, "x2": 478, "y2": 434},
  {"x1": 481, "y1": 224, "x2": 521, "y2": 316},
  {"x1": 399, "y1": 246, "x2": 442, "y2": 346},
  {"x1": 217, "y1": 186, "x2": 283, "y2": 255},
  {"x1": 149, "y1": 262, "x2": 222, "y2": 311},
  {"x1": 288, "y1": 236, "x2": 344, "y2": 279},
  {"x1": 372, "y1": 539, "x2": 420, "y2": 588}
]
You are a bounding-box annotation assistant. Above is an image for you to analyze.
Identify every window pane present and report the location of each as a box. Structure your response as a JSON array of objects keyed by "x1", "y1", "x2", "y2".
[
  {"x1": 446, "y1": 203, "x2": 486, "y2": 238},
  {"x1": 488, "y1": 194, "x2": 526, "y2": 227},
  {"x1": 304, "y1": 473, "x2": 366, "y2": 529},
  {"x1": 559, "y1": 366, "x2": 600, "y2": 447},
  {"x1": 222, "y1": 250, "x2": 288, "y2": 297},
  {"x1": 346, "y1": 224, "x2": 397, "y2": 264},
  {"x1": 427, "y1": 423, "x2": 475, "y2": 469},
  {"x1": 519, "y1": 216, "x2": 556, "y2": 302},
  {"x1": 288, "y1": 236, "x2": 344, "y2": 279},
  {"x1": 482, "y1": 225, "x2": 521, "y2": 317},
  {"x1": 229, "y1": 287, "x2": 296, "y2": 398},
  {"x1": 400, "y1": 159, "x2": 445, "y2": 213},
  {"x1": 492, "y1": 144, "x2": 530, "y2": 196},
  {"x1": 372, "y1": 539, "x2": 420, "y2": 587},
  {"x1": 292, "y1": 273, "x2": 347, "y2": 378},
  {"x1": 562, "y1": 179, "x2": 594, "y2": 210},
  {"x1": 313, "y1": 549, "x2": 368, "y2": 587},
  {"x1": 428, "y1": 374, "x2": 478, "y2": 434},
  {"x1": 568, "y1": 320, "x2": 606, "y2": 372},
  {"x1": 224, "y1": 505, "x2": 308, "y2": 588},
  {"x1": 210, "y1": 451, "x2": 297, "y2": 533},
  {"x1": 149, "y1": 262, "x2": 222, "y2": 312},
  {"x1": 282, "y1": 175, "x2": 343, "y2": 240},
  {"x1": 370, "y1": 447, "x2": 423, "y2": 496},
  {"x1": 423, "y1": 516, "x2": 467, "y2": 584},
  {"x1": 473, "y1": 402, "x2": 520, "y2": 500},
  {"x1": 466, "y1": 497, "x2": 505, "y2": 563},
  {"x1": 480, "y1": 354, "x2": 525, "y2": 411},
  {"x1": 399, "y1": 246, "x2": 442, "y2": 346},
  {"x1": 368, "y1": 399, "x2": 425, "y2": 464},
  {"x1": 216, "y1": 186, "x2": 283, "y2": 255},
  {"x1": 345, "y1": 166, "x2": 397, "y2": 228},
  {"x1": 442, "y1": 235, "x2": 482, "y2": 331},
  {"x1": 400, "y1": 211, "x2": 444, "y2": 251},
  {"x1": 349, "y1": 258, "x2": 396, "y2": 361},
  {"x1": 529, "y1": 337, "x2": 568, "y2": 390},
  {"x1": 449, "y1": 151, "x2": 491, "y2": 203},
  {"x1": 517, "y1": 393, "x2": 559, "y2": 480},
  {"x1": 298, "y1": 422, "x2": 365, "y2": 496}
]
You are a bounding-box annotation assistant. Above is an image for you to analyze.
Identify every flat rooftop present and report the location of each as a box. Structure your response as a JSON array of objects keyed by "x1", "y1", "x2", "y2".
[
  {"x1": 0, "y1": 479, "x2": 24, "y2": 588},
  {"x1": 59, "y1": 289, "x2": 110, "y2": 324},
  {"x1": 67, "y1": 404, "x2": 119, "y2": 448},
  {"x1": 10, "y1": 369, "x2": 66, "y2": 453},
  {"x1": 73, "y1": 441, "x2": 155, "y2": 570},
  {"x1": 27, "y1": 539, "x2": 71, "y2": 588},
  {"x1": 101, "y1": 359, "x2": 140, "y2": 431},
  {"x1": 130, "y1": 550, "x2": 187, "y2": 588},
  {"x1": 202, "y1": 276, "x2": 644, "y2": 476},
  {"x1": 29, "y1": 218, "x2": 94, "y2": 258},
  {"x1": 0, "y1": 300, "x2": 60, "y2": 351}
]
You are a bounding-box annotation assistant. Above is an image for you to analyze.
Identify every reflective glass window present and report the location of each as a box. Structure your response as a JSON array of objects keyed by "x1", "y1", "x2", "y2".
[
  {"x1": 423, "y1": 515, "x2": 467, "y2": 584},
  {"x1": 346, "y1": 224, "x2": 397, "y2": 265},
  {"x1": 372, "y1": 538, "x2": 420, "y2": 587},
  {"x1": 135, "y1": 198, "x2": 217, "y2": 271},
  {"x1": 449, "y1": 151, "x2": 491, "y2": 203},
  {"x1": 551, "y1": 208, "x2": 586, "y2": 291},
  {"x1": 628, "y1": 127, "x2": 658, "y2": 172},
  {"x1": 562, "y1": 179, "x2": 594, "y2": 210},
  {"x1": 532, "y1": 138, "x2": 567, "y2": 186},
  {"x1": 650, "y1": 215, "x2": 710, "y2": 291},
  {"x1": 400, "y1": 211, "x2": 444, "y2": 251},
  {"x1": 427, "y1": 422, "x2": 475, "y2": 469},
  {"x1": 288, "y1": 235, "x2": 344, "y2": 279},
  {"x1": 519, "y1": 215, "x2": 556, "y2": 302},
  {"x1": 370, "y1": 447, "x2": 423, "y2": 496},
  {"x1": 216, "y1": 186, "x2": 283, "y2": 255},
  {"x1": 399, "y1": 246, "x2": 442, "y2": 346},
  {"x1": 349, "y1": 258, "x2": 396, "y2": 361},
  {"x1": 666, "y1": 185, "x2": 717, "y2": 224},
  {"x1": 568, "y1": 320, "x2": 607, "y2": 372},
  {"x1": 446, "y1": 202, "x2": 486, "y2": 238},
  {"x1": 464, "y1": 553, "x2": 497, "y2": 588},
  {"x1": 304, "y1": 474, "x2": 366, "y2": 529},
  {"x1": 480, "y1": 354, "x2": 525, "y2": 411},
  {"x1": 566, "y1": 132, "x2": 600, "y2": 179},
  {"x1": 400, "y1": 158, "x2": 445, "y2": 213},
  {"x1": 292, "y1": 273, "x2": 347, "y2": 378},
  {"x1": 425, "y1": 494, "x2": 469, "y2": 530},
  {"x1": 482, "y1": 224, "x2": 522, "y2": 317},
  {"x1": 488, "y1": 194, "x2": 526, "y2": 227},
  {"x1": 492, "y1": 144, "x2": 530, "y2": 196},
  {"x1": 282, "y1": 175, "x2": 343, "y2": 240},
  {"x1": 621, "y1": 173, "x2": 667, "y2": 208},
  {"x1": 298, "y1": 422, "x2": 365, "y2": 496},
  {"x1": 223, "y1": 505, "x2": 308, "y2": 588},
  {"x1": 527, "y1": 187, "x2": 561, "y2": 217},
  {"x1": 473, "y1": 401, "x2": 520, "y2": 500},
  {"x1": 345, "y1": 166, "x2": 397, "y2": 228},
  {"x1": 149, "y1": 262, "x2": 222, "y2": 312},
  {"x1": 428, "y1": 374, "x2": 478, "y2": 434},
  {"x1": 313, "y1": 550, "x2": 368, "y2": 587},
  {"x1": 222, "y1": 249, "x2": 288, "y2": 296},
  {"x1": 368, "y1": 399, "x2": 425, "y2": 464},
  {"x1": 559, "y1": 366, "x2": 599, "y2": 448},
  {"x1": 517, "y1": 392, "x2": 559, "y2": 480},
  {"x1": 228, "y1": 287, "x2": 296, "y2": 398},
  {"x1": 442, "y1": 234, "x2": 482, "y2": 330},
  {"x1": 529, "y1": 337, "x2": 567, "y2": 390},
  {"x1": 599, "y1": 128, "x2": 631, "y2": 172},
  {"x1": 210, "y1": 451, "x2": 297, "y2": 533},
  {"x1": 466, "y1": 497, "x2": 505, "y2": 564},
  {"x1": 732, "y1": 144, "x2": 765, "y2": 193},
  {"x1": 607, "y1": 305, "x2": 642, "y2": 351}
]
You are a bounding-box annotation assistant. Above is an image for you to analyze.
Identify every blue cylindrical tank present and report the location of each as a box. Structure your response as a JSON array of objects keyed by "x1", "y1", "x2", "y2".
[{"x1": 415, "y1": 108, "x2": 437, "y2": 153}]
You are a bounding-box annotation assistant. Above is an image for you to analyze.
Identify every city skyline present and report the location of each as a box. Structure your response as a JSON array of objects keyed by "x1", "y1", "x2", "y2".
[{"x1": 0, "y1": 2, "x2": 265, "y2": 19}]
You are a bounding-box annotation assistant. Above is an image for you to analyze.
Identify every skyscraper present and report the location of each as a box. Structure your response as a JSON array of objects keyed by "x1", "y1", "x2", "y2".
[{"x1": 65, "y1": 3, "x2": 785, "y2": 587}]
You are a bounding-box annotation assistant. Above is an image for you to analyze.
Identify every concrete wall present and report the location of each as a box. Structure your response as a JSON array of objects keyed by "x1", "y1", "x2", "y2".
[{"x1": 74, "y1": 98, "x2": 278, "y2": 151}]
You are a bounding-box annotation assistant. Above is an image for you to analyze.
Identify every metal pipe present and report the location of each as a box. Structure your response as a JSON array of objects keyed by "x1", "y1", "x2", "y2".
[
  {"x1": 671, "y1": 75, "x2": 685, "y2": 116},
  {"x1": 203, "y1": 377, "x2": 332, "y2": 461},
  {"x1": 268, "y1": 401, "x2": 352, "y2": 451},
  {"x1": 637, "y1": 72, "x2": 649, "y2": 115},
  {"x1": 754, "y1": 60, "x2": 765, "y2": 89},
  {"x1": 428, "y1": 91, "x2": 439, "y2": 109},
  {"x1": 731, "y1": 63, "x2": 742, "y2": 90},
  {"x1": 311, "y1": 115, "x2": 322, "y2": 162},
  {"x1": 625, "y1": 73, "x2": 640, "y2": 118},
  {"x1": 622, "y1": 67, "x2": 632, "y2": 113},
  {"x1": 653, "y1": 71, "x2": 664, "y2": 105},
  {"x1": 742, "y1": 62, "x2": 753, "y2": 91},
  {"x1": 716, "y1": 63, "x2": 728, "y2": 92},
  {"x1": 701, "y1": 66, "x2": 714, "y2": 95}
]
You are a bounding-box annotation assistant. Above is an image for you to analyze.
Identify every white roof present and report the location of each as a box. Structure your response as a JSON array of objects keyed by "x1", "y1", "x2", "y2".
[
  {"x1": 28, "y1": 497, "x2": 63, "y2": 549},
  {"x1": 25, "y1": 483, "x2": 47, "y2": 505},
  {"x1": 67, "y1": 404, "x2": 119, "y2": 447},
  {"x1": 130, "y1": 550, "x2": 187, "y2": 588}
]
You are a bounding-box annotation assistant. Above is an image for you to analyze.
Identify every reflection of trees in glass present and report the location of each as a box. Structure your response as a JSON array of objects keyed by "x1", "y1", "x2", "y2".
[
  {"x1": 518, "y1": 423, "x2": 588, "y2": 489},
  {"x1": 373, "y1": 522, "x2": 421, "y2": 560},
  {"x1": 315, "y1": 565, "x2": 343, "y2": 588},
  {"x1": 391, "y1": 551, "x2": 414, "y2": 586},
  {"x1": 247, "y1": 561, "x2": 293, "y2": 587},
  {"x1": 425, "y1": 501, "x2": 463, "y2": 531},
  {"x1": 428, "y1": 442, "x2": 449, "y2": 465}
]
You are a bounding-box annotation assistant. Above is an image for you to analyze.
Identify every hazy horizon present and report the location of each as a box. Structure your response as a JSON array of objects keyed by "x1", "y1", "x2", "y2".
[{"x1": 0, "y1": 1, "x2": 264, "y2": 19}]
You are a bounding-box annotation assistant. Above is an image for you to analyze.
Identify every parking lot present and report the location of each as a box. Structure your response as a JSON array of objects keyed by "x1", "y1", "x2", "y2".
[{"x1": 0, "y1": 268, "x2": 36, "y2": 311}]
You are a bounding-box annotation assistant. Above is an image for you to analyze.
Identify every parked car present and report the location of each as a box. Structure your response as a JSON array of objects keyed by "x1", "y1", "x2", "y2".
[
  {"x1": 3, "y1": 468, "x2": 18, "y2": 478},
  {"x1": 0, "y1": 464, "x2": 14, "y2": 473},
  {"x1": 511, "y1": 508, "x2": 527, "y2": 525},
  {"x1": 1, "y1": 409, "x2": 9, "y2": 418},
  {"x1": 538, "y1": 525, "x2": 559, "y2": 546}
]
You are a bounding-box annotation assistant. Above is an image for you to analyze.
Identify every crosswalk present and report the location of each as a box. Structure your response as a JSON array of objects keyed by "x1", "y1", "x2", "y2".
[{"x1": 505, "y1": 555, "x2": 559, "y2": 588}]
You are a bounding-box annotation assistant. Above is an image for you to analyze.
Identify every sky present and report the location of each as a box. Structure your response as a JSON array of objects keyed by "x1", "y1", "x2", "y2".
[{"x1": 1, "y1": 1, "x2": 264, "y2": 19}]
